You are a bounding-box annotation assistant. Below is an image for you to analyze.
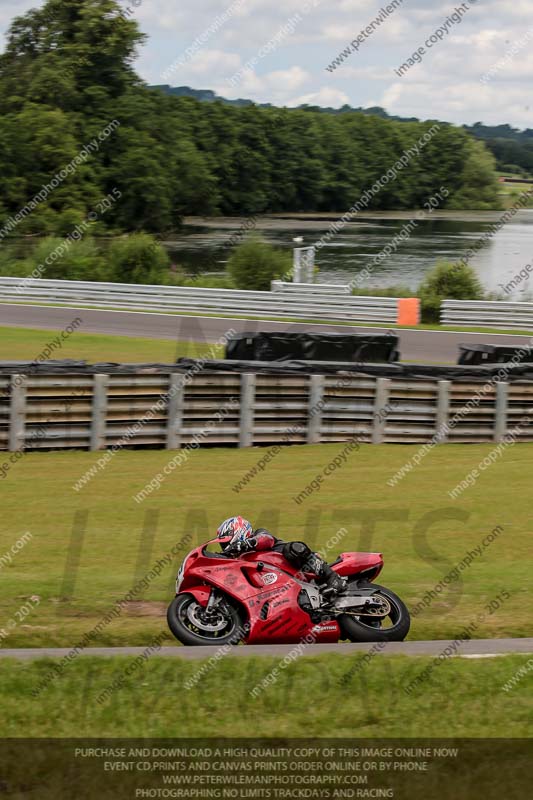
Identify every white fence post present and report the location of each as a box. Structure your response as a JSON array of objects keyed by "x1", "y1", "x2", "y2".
[
  {"x1": 436, "y1": 380, "x2": 451, "y2": 443},
  {"x1": 239, "y1": 374, "x2": 256, "y2": 448},
  {"x1": 494, "y1": 382, "x2": 509, "y2": 443},
  {"x1": 302, "y1": 246, "x2": 315, "y2": 283},
  {"x1": 8, "y1": 375, "x2": 27, "y2": 452},
  {"x1": 166, "y1": 374, "x2": 185, "y2": 450},
  {"x1": 90, "y1": 374, "x2": 108, "y2": 451},
  {"x1": 293, "y1": 248, "x2": 302, "y2": 283},
  {"x1": 307, "y1": 375, "x2": 324, "y2": 444},
  {"x1": 372, "y1": 378, "x2": 390, "y2": 444}
]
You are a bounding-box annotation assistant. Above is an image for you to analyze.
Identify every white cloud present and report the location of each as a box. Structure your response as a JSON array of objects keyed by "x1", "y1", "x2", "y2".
[
  {"x1": 381, "y1": 79, "x2": 533, "y2": 126},
  {"x1": 288, "y1": 87, "x2": 350, "y2": 107},
  {"x1": 337, "y1": 0, "x2": 375, "y2": 11},
  {"x1": 266, "y1": 66, "x2": 309, "y2": 91},
  {"x1": 372, "y1": 14, "x2": 412, "y2": 42},
  {"x1": 219, "y1": 65, "x2": 311, "y2": 104},
  {"x1": 138, "y1": 6, "x2": 188, "y2": 33},
  {"x1": 322, "y1": 24, "x2": 353, "y2": 42},
  {"x1": 484, "y1": 0, "x2": 533, "y2": 19},
  {"x1": 328, "y1": 65, "x2": 392, "y2": 81},
  {"x1": 184, "y1": 49, "x2": 241, "y2": 76}
]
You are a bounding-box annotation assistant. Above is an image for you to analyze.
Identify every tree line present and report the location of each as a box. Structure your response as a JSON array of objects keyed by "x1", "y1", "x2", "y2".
[
  {"x1": 0, "y1": 0, "x2": 501, "y2": 241},
  {"x1": 162, "y1": 87, "x2": 533, "y2": 179}
]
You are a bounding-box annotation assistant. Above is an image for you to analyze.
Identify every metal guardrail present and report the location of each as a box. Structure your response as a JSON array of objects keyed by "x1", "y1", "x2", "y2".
[
  {"x1": 8, "y1": 278, "x2": 533, "y2": 331},
  {"x1": 441, "y1": 300, "x2": 533, "y2": 331},
  {"x1": 271, "y1": 281, "x2": 351, "y2": 295},
  {"x1": 1, "y1": 368, "x2": 531, "y2": 453},
  {"x1": 0, "y1": 277, "x2": 406, "y2": 323}
]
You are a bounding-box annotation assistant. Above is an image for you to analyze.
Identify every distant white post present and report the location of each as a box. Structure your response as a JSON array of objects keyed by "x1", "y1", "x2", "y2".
[{"x1": 292, "y1": 237, "x2": 315, "y2": 283}]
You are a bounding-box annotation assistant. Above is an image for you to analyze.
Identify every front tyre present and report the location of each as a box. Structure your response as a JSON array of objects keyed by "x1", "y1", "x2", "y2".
[
  {"x1": 339, "y1": 583, "x2": 410, "y2": 642},
  {"x1": 167, "y1": 593, "x2": 245, "y2": 646}
]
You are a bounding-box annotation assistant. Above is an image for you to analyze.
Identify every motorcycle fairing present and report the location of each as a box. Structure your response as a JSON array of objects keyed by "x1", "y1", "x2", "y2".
[
  {"x1": 331, "y1": 552, "x2": 384, "y2": 579},
  {"x1": 177, "y1": 546, "x2": 340, "y2": 644},
  {"x1": 175, "y1": 542, "x2": 383, "y2": 645}
]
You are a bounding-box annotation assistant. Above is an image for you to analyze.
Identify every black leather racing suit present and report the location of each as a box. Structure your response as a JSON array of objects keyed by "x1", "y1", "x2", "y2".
[{"x1": 239, "y1": 528, "x2": 345, "y2": 594}]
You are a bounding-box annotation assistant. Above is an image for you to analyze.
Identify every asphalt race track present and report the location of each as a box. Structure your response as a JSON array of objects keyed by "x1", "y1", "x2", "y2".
[
  {"x1": 1, "y1": 303, "x2": 533, "y2": 363},
  {"x1": 1, "y1": 638, "x2": 532, "y2": 659}
]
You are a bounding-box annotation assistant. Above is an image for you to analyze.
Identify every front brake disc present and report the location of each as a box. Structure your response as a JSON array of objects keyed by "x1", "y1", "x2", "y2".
[{"x1": 187, "y1": 604, "x2": 228, "y2": 632}]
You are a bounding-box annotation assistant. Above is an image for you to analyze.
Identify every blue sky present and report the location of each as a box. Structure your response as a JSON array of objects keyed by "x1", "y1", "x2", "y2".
[{"x1": 1, "y1": 0, "x2": 533, "y2": 127}]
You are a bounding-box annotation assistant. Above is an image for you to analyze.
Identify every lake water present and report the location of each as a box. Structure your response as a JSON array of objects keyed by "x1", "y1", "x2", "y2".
[{"x1": 167, "y1": 211, "x2": 533, "y2": 299}]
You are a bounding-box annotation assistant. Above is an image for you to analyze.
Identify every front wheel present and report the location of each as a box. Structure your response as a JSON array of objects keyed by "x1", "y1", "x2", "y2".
[
  {"x1": 167, "y1": 593, "x2": 245, "y2": 646},
  {"x1": 339, "y1": 583, "x2": 410, "y2": 642}
]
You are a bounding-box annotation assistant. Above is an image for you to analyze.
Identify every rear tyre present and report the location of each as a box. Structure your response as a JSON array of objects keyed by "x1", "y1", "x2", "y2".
[
  {"x1": 167, "y1": 593, "x2": 245, "y2": 646},
  {"x1": 339, "y1": 583, "x2": 410, "y2": 642}
]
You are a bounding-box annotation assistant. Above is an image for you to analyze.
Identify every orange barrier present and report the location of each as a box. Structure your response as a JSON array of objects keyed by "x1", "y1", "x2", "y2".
[{"x1": 397, "y1": 297, "x2": 420, "y2": 326}]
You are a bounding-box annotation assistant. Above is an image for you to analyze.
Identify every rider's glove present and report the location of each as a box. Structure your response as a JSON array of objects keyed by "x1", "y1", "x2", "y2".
[
  {"x1": 227, "y1": 540, "x2": 243, "y2": 556},
  {"x1": 228, "y1": 537, "x2": 256, "y2": 556}
]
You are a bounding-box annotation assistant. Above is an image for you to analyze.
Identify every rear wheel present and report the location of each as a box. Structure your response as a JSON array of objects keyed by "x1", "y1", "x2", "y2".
[
  {"x1": 167, "y1": 593, "x2": 245, "y2": 646},
  {"x1": 339, "y1": 583, "x2": 410, "y2": 642}
]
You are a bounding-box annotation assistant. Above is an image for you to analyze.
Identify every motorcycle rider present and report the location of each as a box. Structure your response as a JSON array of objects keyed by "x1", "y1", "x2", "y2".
[{"x1": 216, "y1": 516, "x2": 346, "y2": 596}]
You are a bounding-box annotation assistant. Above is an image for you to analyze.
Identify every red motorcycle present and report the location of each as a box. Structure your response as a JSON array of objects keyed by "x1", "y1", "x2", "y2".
[{"x1": 167, "y1": 537, "x2": 410, "y2": 645}]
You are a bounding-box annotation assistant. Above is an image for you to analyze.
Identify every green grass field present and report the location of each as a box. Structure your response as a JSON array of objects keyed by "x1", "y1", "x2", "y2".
[
  {"x1": 0, "y1": 325, "x2": 220, "y2": 363},
  {"x1": 1, "y1": 326, "x2": 532, "y2": 740},
  {"x1": 1, "y1": 653, "x2": 531, "y2": 737},
  {"x1": 0, "y1": 443, "x2": 531, "y2": 647}
]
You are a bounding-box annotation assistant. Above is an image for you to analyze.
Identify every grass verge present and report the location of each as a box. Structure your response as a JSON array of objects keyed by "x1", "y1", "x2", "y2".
[
  {"x1": 0, "y1": 443, "x2": 531, "y2": 646},
  {"x1": 0, "y1": 326, "x2": 221, "y2": 363},
  {"x1": 1, "y1": 653, "x2": 532, "y2": 737}
]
